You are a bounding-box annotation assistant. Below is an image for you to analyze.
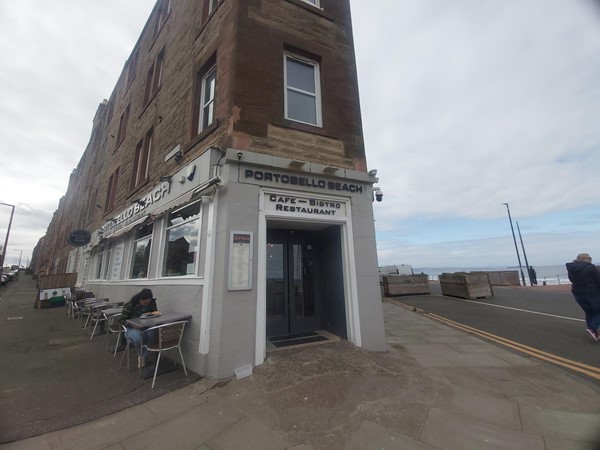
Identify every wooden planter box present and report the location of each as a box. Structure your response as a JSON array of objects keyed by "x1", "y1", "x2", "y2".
[
  {"x1": 485, "y1": 271, "x2": 520, "y2": 286},
  {"x1": 382, "y1": 274, "x2": 430, "y2": 296},
  {"x1": 439, "y1": 272, "x2": 493, "y2": 300}
]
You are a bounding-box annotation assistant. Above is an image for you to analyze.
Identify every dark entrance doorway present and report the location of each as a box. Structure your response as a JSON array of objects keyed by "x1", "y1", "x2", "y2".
[{"x1": 266, "y1": 226, "x2": 346, "y2": 340}]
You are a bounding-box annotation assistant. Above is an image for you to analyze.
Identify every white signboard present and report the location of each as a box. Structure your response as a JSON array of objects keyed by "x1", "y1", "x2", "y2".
[
  {"x1": 228, "y1": 231, "x2": 253, "y2": 290},
  {"x1": 263, "y1": 192, "x2": 348, "y2": 218},
  {"x1": 111, "y1": 243, "x2": 125, "y2": 280}
]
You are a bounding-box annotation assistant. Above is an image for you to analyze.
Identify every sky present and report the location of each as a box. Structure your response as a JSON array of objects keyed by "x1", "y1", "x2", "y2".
[{"x1": 1, "y1": 0, "x2": 599, "y2": 269}]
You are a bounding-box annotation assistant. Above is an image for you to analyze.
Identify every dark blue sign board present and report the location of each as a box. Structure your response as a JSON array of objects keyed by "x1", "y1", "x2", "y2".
[{"x1": 68, "y1": 229, "x2": 91, "y2": 247}]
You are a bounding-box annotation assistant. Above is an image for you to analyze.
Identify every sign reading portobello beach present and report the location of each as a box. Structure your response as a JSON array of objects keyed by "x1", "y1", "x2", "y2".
[
  {"x1": 245, "y1": 169, "x2": 363, "y2": 194},
  {"x1": 68, "y1": 229, "x2": 92, "y2": 247}
]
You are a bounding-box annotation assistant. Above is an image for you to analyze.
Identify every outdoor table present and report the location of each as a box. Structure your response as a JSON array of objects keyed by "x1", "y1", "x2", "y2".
[
  {"x1": 101, "y1": 307, "x2": 123, "y2": 317},
  {"x1": 125, "y1": 312, "x2": 192, "y2": 330}
]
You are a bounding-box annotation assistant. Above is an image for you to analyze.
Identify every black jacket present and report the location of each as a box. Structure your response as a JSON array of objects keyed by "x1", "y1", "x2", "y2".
[{"x1": 566, "y1": 260, "x2": 600, "y2": 296}]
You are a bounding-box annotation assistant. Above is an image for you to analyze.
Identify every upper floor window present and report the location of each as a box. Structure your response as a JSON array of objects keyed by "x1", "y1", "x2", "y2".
[
  {"x1": 162, "y1": 201, "x2": 201, "y2": 277},
  {"x1": 132, "y1": 128, "x2": 153, "y2": 189},
  {"x1": 144, "y1": 48, "x2": 165, "y2": 105},
  {"x1": 127, "y1": 48, "x2": 139, "y2": 86},
  {"x1": 284, "y1": 54, "x2": 322, "y2": 127},
  {"x1": 105, "y1": 168, "x2": 119, "y2": 212},
  {"x1": 195, "y1": 65, "x2": 216, "y2": 134},
  {"x1": 153, "y1": 0, "x2": 171, "y2": 39},
  {"x1": 208, "y1": 0, "x2": 221, "y2": 14},
  {"x1": 116, "y1": 104, "x2": 130, "y2": 145}
]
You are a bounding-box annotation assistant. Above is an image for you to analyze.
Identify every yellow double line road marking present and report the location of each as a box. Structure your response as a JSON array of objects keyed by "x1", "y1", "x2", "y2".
[{"x1": 392, "y1": 300, "x2": 600, "y2": 381}]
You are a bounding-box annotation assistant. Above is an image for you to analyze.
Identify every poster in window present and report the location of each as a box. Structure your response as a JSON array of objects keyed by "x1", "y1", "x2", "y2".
[
  {"x1": 228, "y1": 231, "x2": 253, "y2": 290},
  {"x1": 111, "y1": 243, "x2": 125, "y2": 280}
]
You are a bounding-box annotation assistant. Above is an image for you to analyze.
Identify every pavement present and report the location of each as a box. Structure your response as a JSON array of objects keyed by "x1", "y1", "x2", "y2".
[{"x1": 2, "y1": 276, "x2": 600, "y2": 449}]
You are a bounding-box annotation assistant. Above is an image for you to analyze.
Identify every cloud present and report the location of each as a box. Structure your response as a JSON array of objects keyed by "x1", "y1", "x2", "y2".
[{"x1": 353, "y1": 0, "x2": 600, "y2": 225}]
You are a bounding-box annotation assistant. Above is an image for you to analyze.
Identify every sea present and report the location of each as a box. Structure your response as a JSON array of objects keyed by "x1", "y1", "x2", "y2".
[{"x1": 412, "y1": 264, "x2": 570, "y2": 286}]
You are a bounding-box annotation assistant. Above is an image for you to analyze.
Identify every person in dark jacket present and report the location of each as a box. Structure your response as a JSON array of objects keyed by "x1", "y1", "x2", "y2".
[
  {"x1": 566, "y1": 253, "x2": 600, "y2": 342},
  {"x1": 119, "y1": 288, "x2": 158, "y2": 366}
]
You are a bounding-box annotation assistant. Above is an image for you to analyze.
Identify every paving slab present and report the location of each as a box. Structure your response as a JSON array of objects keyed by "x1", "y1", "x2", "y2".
[
  {"x1": 205, "y1": 418, "x2": 289, "y2": 450},
  {"x1": 419, "y1": 408, "x2": 545, "y2": 450},
  {"x1": 119, "y1": 402, "x2": 244, "y2": 450},
  {"x1": 448, "y1": 386, "x2": 521, "y2": 430},
  {"x1": 343, "y1": 421, "x2": 438, "y2": 450},
  {"x1": 519, "y1": 403, "x2": 600, "y2": 443}
]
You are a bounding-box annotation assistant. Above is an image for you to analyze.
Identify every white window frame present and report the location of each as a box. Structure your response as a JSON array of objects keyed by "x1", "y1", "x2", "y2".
[
  {"x1": 300, "y1": 0, "x2": 320, "y2": 7},
  {"x1": 208, "y1": 0, "x2": 221, "y2": 14},
  {"x1": 284, "y1": 53, "x2": 322, "y2": 127},
  {"x1": 198, "y1": 66, "x2": 216, "y2": 133}
]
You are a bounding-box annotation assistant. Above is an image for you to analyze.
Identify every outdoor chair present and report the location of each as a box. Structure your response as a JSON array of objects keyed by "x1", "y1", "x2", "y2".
[
  {"x1": 141, "y1": 321, "x2": 188, "y2": 389},
  {"x1": 105, "y1": 313, "x2": 124, "y2": 356}
]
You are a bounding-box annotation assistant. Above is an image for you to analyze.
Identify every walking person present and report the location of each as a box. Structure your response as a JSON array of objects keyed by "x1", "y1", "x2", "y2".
[
  {"x1": 528, "y1": 266, "x2": 537, "y2": 285},
  {"x1": 566, "y1": 253, "x2": 600, "y2": 342}
]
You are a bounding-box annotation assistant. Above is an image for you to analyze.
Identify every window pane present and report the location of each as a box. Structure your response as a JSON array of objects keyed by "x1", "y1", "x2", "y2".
[
  {"x1": 163, "y1": 219, "x2": 200, "y2": 276},
  {"x1": 287, "y1": 90, "x2": 317, "y2": 124},
  {"x1": 167, "y1": 201, "x2": 201, "y2": 227},
  {"x1": 95, "y1": 249, "x2": 104, "y2": 279},
  {"x1": 131, "y1": 223, "x2": 153, "y2": 279},
  {"x1": 287, "y1": 58, "x2": 315, "y2": 93},
  {"x1": 163, "y1": 201, "x2": 201, "y2": 276},
  {"x1": 131, "y1": 237, "x2": 151, "y2": 279},
  {"x1": 203, "y1": 71, "x2": 216, "y2": 105}
]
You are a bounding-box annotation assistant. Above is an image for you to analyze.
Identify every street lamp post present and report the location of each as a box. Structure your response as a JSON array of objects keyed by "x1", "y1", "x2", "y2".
[
  {"x1": 13, "y1": 249, "x2": 23, "y2": 268},
  {"x1": 501, "y1": 203, "x2": 526, "y2": 286},
  {"x1": 516, "y1": 222, "x2": 532, "y2": 286},
  {"x1": 0, "y1": 202, "x2": 15, "y2": 270}
]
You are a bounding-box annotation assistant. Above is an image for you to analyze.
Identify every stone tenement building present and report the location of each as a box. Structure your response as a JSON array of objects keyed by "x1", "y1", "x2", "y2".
[{"x1": 34, "y1": 0, "x2": 385, "y2": 379}]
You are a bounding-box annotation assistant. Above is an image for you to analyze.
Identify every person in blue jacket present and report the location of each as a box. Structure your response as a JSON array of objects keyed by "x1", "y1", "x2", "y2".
[{"x1": 566, "y1": 253, "x2": 600, "y2": 342}]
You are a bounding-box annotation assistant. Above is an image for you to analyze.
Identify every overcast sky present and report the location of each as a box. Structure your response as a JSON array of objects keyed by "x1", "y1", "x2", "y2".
[{"x1": 1, "y1": 0, "x2": 599, "y2": 269}]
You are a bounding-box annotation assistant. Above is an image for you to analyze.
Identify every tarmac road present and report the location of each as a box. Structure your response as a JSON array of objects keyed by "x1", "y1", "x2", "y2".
[{"x1": 394, "y1": 282, "x2": 600, "y2": 379}]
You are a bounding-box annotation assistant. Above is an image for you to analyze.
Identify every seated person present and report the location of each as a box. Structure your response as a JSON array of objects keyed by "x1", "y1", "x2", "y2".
[{"x1": 119, "y1": 288, "x2": 158, "y2": 367}]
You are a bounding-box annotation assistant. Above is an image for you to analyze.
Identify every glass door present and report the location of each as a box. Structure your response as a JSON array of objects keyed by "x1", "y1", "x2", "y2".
[{"x1": 266, "y1": 229, "x2": 321, "y2": 337}]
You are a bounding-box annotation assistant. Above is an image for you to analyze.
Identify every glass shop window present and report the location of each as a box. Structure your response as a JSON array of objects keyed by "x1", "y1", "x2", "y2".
[
  {"x1": 130, "y1": 223, "x2": 153, "y2": 279},
  {"x1": 162, "y1": 201, "x2": 201, "y2": 277}
]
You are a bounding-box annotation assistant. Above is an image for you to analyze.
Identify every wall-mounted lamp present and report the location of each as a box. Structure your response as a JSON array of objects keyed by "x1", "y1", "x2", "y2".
[
  {"x1": 323, "y1": 166, "x2": 339, "y2": 174},
  {"x1": 174, "y1": 151, "x2": 183, "y2": 163},
  {"x1": 368, "y1": 169, "x2": 378, "y2": 176},
  {"x1": 132, "y1": 199, "x2": 146, "y2": 207},
  {"x1": 159, "y1": 175, "x2": 172, "y2": 182},
  {"x1": 289, "y1": 160, "x2": 306, "y2": 168}
]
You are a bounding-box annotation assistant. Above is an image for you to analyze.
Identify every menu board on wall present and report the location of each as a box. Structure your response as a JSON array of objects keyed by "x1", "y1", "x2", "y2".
[
  {"x1": 228, "y1": 231, "x2": 253, "y2": 290},
  {"x1": 111, "y1": 243, "x2": 125, "y2": 280}
]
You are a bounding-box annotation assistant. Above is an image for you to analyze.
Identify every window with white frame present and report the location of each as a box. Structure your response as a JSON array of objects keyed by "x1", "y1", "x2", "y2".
[
  {"x1": 284, "y1": 53, "x2": 322, "y2": 126},
  {"x1": 95, "y1": 245, "x2": 105, "y2": 280},
  {"x1": 162, "y1": 201, "x2": 201, "y2": 277},
  {"x1": 196, "y1": 65, "x2": 216, "y2": 134},
  {"x1": 130, "y1": 222, "x2": 153, "y2": 279},
  {"x1": 132, "y1": 128, "x2": 153, "y2": 189},
  {"x1": 208, "y1": 0, "x2": 221, "y2": 14},
  {"x1": 94, "y1": 243, "x2": 111, "y2": 280},
  {"x1": 102, "y1": 243, "x2": 112, "y2": 280}
]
